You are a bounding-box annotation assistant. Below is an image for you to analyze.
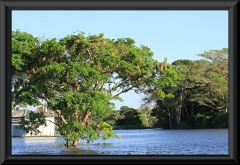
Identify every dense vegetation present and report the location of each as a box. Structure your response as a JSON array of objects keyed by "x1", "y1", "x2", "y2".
[
  {"x1": 151, "y1": 48, "x2": 228, "y2": 129},
  {"x1": 12, "y1": 30, "x2": 180, "y2": 147},
  {"x1": 105, "y1": 48, "x2": 228, "y2": 129},
  {"x1": 12, "y1": 30, "x2": 228, "y2": 148}
]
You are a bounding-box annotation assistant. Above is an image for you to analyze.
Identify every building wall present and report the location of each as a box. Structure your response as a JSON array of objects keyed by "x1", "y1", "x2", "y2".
[
  {"x1": 37, "y1": 116, "x2": 55, "y2": 136},
  {"x1": 12, "y1": 117, "x2": 55, "y2": 137},
  {"x1": 12, "y1": 122, "x2": 25, "y2": 137}
]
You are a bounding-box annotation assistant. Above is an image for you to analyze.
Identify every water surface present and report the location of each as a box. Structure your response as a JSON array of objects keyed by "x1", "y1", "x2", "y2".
[{"x1": 12, "y1": 129, "x2": 228, "y2": 155}]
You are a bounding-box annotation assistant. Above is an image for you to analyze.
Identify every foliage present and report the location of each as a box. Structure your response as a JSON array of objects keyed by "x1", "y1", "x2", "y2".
[
  {"x1": 12, "y1": 30, "x2": 178, "y2": 146},
  {"x1": 100, "y1": 122, "x2": 121, "y2": 140},
  {"x1": 102, "y1": 110, "x2": 120, "y2": 125},
  {"x1": 110, "y1": 106, "x2": 158, "y2": 128},
  {"x1": 17, "y1": 111, "x2": 47, "y2": 136},
  {"x1": 149, "y1": 48, "x2": 228, "y2": 129},
  {"x1": 138, "y1": 106, "x2": 158, "y2": 127},
  {"x1": 115, "y1": 106, "x2": 142, "y2": 125},
  {"x1": 12, "y1": 30, "x2": 228, "y2": 136}
]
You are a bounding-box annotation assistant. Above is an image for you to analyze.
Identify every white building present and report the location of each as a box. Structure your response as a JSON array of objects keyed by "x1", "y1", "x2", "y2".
[{"x1": 12, "y1": 109, "x2": 55, "y2": 137}]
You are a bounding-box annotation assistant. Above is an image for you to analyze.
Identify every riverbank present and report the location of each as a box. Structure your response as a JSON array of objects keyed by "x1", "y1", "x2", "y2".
[{"x1": 113, "y1": 125, "x2": 153, "y2": 130}]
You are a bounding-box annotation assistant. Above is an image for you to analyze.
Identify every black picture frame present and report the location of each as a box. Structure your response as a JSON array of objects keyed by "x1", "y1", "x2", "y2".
[{"x1": 0, "y1": 0, "x2": 238, "y2": 164}]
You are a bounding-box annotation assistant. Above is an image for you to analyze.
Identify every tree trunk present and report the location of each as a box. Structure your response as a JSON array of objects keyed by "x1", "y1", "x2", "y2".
[
  {"x1": 72, "y1": 140, "x2": 78, "y2": 148},
  {"x1": 66, "y1": 142, "x2": 71, "y2": 148},
  {"x1": 169, "y1": 113, "x2": 171, "y2": 129},
  {"x1": 191, "y1": 102, "x2": 194, "y2": 115},
  {"x1": 58, "y1": 113, "x2": 60, "y2": 126},
  {"x1": 179, "y1": 108, "x2": 181, "y2": 126},
  {"x1": 66, "y1": 137, "x2": 71, "y2": 148},
  {"x1": 168, "y1": 108, "x2": 171, "y2": 129},
  {"x1": 144, "y1": 113, "x2": 149, "y2": 126}
]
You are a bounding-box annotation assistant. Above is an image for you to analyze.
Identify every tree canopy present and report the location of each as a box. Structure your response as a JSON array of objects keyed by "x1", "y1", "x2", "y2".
[
  {"x1": 12, "y1": 30, "x2": 180, "y2": 147},
  {"x1": 151, "y1": 48, "x2": 228, "y2": 129}
]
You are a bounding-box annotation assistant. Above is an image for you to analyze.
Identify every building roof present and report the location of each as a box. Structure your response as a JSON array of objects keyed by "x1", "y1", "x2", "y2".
[
  {"x1": 12, "y1": 109, "x2": 29, "y2": 117},
  {"x1": 12, "y1": 109, "x2": 55, "y2": 118}
]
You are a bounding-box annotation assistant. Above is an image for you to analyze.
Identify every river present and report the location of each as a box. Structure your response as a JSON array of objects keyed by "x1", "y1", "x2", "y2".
[{"x1": 12, "y1": 129, "x2": 228, "y2": 155}]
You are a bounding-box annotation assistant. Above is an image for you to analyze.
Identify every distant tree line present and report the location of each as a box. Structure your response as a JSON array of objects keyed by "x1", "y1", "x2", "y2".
[{"x1": 104, "y1": 48, "x2": 228, "y2": 129}]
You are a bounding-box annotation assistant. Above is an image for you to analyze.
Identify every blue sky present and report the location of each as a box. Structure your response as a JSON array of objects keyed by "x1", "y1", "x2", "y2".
[{"x1": 12, "y1": 10, "x2": 228, "y2": 110}]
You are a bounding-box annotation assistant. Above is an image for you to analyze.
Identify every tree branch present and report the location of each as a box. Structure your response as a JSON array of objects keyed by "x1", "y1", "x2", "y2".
[
  {"x1": 114, "y1": 86, "x2": 135, "y2": 97},
  {"x1": 82, "y1": 112, "x2": 91, "y2": 125},
  {"x1": 93, "y1": 79, "x2": 98, "y2": 90},
  {"x1": 99, "y1": 82, "x2": 106, "y2": 92},
  {"x1": 110, "y1": 79, "x2": 130, "y2": 92},
  {"x1": 56, "y1": 110, "x2": 68, "y2": 124},
  {"x1": 46, "y1": 119, "x2": 59, "y2": 127},
  {"x1": 86, "y1": 48, "x2": 93, "y2": 61}
]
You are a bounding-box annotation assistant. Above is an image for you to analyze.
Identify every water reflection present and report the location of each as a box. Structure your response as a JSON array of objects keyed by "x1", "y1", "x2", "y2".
[
  {"x1": 96, "y1": 143, "x2": 114, "y2": 146},
  {"x1": 12, "y1": 129, "x2": 228, "y2": 155}
]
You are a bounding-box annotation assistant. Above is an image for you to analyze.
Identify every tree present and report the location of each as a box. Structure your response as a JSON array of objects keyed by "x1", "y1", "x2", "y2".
[
  {"x1": 192, "y1": 48, "x2": 228, "y2": 111},
  {"x1": 12, "y1": 30, "x2": 179, "y2": 147},
  {"x1": 103, "y1": 110, "x2": 120, "y2": 126},
  {"x1": 138, "y1": 106, "x2": 158, "y2": 127},
  {"x1": 115, "y1": 106, "x2": 142, "y2": 125},
  {"x1": 150, "y1": 48, "x2": 228, "y2": 129},
  {"x1": 141, "y1": 61, "x2": 182, "y2": 128}
]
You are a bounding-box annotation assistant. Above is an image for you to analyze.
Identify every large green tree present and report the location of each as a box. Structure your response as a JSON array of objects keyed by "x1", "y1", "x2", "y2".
[
  {"x1": 192, "y1": 48, "x2": 228, "y2": 111},
  {"x1": 12, "y1": 30, "x2": 180, "y2": 147},
  {"x1": 151, "y1": 48, "x2": 228, "y2": 129}
]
